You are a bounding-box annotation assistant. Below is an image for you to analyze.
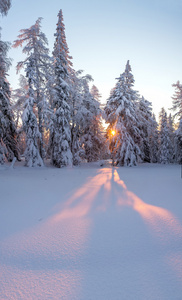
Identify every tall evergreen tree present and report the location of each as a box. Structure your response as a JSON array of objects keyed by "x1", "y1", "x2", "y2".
[
  {"x1": 90, "y1": 84, "x2": 107, "y2": 160},
  {"x1": 80, "y1": 77, "x2": 104, "y2": 162},
  {"x1": 13, "y1": 18, "x2": 52, "y2": 159},
  {"x1": 0, "y1": 30, "x2": 19, "y2": 164},
  {"x1": 174, "y1": 119, "x2": 182, "y2": 164},
  {"x1": 104, "y1": 61, "x2": 140, "y2": 166},
  {"x1": 69, "y1": 69, "x2": 85, "y2": 165},
  {"x1": 137, "y1": 96, "x2": 153, "y2": 162},
  {"x1": 90, "y1": 85, "x2": 102, "y2": 102},
  {"x1": 22, "y1": 57, "x2": 43, "y2": 167},
  {"x1": 167, "y1": 113, "x2": 175, "y2": 162},
  {"x1": 171, "y1": 81, "x2": 182, "y2": 120},
  {"x1": 12, "y1": 75, "x2": 28, "y2": 128},
  {"x1": 158, "y1": 108, "x2": 172, "y2": 164},
  {"x1": 50, "y1": 9, "x2": 72, "y2": 167},
  {"x1": 149, "y1": 113, "x2": 159, "y2": 163}
]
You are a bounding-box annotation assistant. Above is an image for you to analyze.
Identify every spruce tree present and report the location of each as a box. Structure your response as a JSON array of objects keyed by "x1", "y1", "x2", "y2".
[
  {"x1": 78, "y1": 75, "x2": 103, "y2": 162},
  {"x1": 90, "y1": 85, "x2": 102, "y2": 102},
  {"x1": 105, "y1": 61, "x2": 140, "y2": 166},
  {"x1": 149, "y1": 114, "x2": 159, "y2": 163},
  {"x1": 171, "y1": 81, "x2": 182, "y2": 120},
  {"x1": 13, "y1": 18, "x2": 52, "y2": 160},
  {"x1": 174, "y1": 119, "x2": 182, "y2": 164},
  {"x1": 69, "y1": 70, "x2": 85, "y2": 165},
  {"x1": 167, "y1": 113, "x2": 175, "y2": 163},
  {"x1": 50, "y1": 9, "x2": 72, "y2": 167},
  {"x1": 22, "y1": 57, "x2": 43, "y2": 167},
  {"x1": 90, "y1": 84, "x2": 106, "y2": 160},
  {"x1": 158, "y1": 108, "x2": 172, "y2": 164},
  {"x1": 0, "y1": 30, "x2": 19, "y2": 164},
  {"x1": 137, "y1": 96, "x2": 153, "y2": 162},
  {"x1": 12, "y1": 75, "x2": 28, "y2": 128}
]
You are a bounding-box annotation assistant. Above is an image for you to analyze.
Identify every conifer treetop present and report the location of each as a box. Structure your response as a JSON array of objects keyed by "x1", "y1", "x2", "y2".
[
  {"x1": 0, "y1": 29, "x2": 11, "y2": 79},
  {"x1": 171, "y1": 81, "x2": 182, "y2": 120},
  {"x1": 53, "y1": 9, "x2": 72, "y2": 69},
  {"x1": 0, "y1": 0, "x2": 11, "y2": 16},
  {"x1": 13, "y1": 18, "x2": 50, "y2": 74}
]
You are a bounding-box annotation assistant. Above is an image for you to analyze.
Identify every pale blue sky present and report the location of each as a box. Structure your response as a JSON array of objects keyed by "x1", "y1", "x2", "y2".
[{"x1": 1, "y1": 0, "x2": 182, "y2": 118}]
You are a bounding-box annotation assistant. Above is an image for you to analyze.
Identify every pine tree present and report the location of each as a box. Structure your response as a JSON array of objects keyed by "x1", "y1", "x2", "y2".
[
  {"x1": 22, "y1": 57, "x2": 43, "y2": 167},
  {"x1": 149, "y1": 114, "x2": 159, "y2": 163},
  {"x1": 13, "y1": 18, "x2": 52, "y2": 159},
  {"x1": 79, "y1": 75, "x2": 103, "y2": 162},
  {"x1": 167, "y1": 113, "x2": 175, "y2": 162},
  {"x1": 11, "y1": 75, "x2": 28, "y2": 156},
  {"x1": 0, "y1": 0, "x2": 11, "y2": 16},
  {"x1": 158, "y1": 108, "x2": 172, "y2": 164},
  {"x1": 90, "y1": 85, "x2": 102, "y2": 102},
  {"x1": 12, "y1": 75, "x2": 28, "y2": 128},
  {"x1": 69, "y1": 70, "x2": 85, "y2": 165},
  {"x1": 53, "y1": 9, "x2": 73, "y2": 73},
  {"x1": 137, "y1": 96, "x2": 153, "y2": 162},
  {"x1": 50, "y1": 9, "x2": 72, "y2": 167},
  {"x1": 171, "y1": 81, "x2": 182, "y2": 120},
  {"x1": 0, "y1": 30, "x2": 19, "y2": 164},
  {"x1": 90, "y1": 84, "x2": 107, "y2": 160},
  {"x1": 174, "y1": 119, "x2": 182, "y2": 164},
  {"x1": 104, "y1": 61, "x2": 140, "y2": 166},
  {"x1": 69, "y1": 72, "x2": 105, "y2": 165}
]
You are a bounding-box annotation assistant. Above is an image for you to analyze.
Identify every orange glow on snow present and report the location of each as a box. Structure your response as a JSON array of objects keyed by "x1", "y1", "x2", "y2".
[
  {"x1": 114, "y1": 169, "x2": 182, "y2": 240},
  {"x1": 1, "y1": 167, "x2": 182, "y2": 298},
  {"x1": 54, "y1": 167, "x2": 182, "y2": 242},
  {"x1": 52, "y1": 169, "x2": 113, "y2": 220}
]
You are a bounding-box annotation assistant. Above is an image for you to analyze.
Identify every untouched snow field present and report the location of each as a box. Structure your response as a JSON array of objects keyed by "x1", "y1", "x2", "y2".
[{"x1": 0, "y1": 162, "x2": 182, "y2": 300}]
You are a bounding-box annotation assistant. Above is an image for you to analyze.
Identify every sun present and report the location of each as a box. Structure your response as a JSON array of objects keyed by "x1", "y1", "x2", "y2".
[{"x1": 110, "y1": 129, "x2": 116, "y2": 136}]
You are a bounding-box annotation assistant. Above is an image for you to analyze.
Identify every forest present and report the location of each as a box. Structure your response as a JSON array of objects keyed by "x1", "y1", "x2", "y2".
[{"x1": 1, "y1": 2, "x2": 182, "y2": 168}]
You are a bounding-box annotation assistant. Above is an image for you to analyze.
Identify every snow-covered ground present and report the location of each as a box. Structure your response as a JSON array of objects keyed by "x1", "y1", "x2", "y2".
[{"x1": 0, "y1": 161, "x2": 182, "y2": 300}]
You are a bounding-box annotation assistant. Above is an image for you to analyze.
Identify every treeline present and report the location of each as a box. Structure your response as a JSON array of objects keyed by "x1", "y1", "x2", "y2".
[
  {"x1": 0, "y1": 6, "x2": 182, "y2": 167},
  {"x1": 0, "y1": 10, "x2": 105, "y2": 167}
]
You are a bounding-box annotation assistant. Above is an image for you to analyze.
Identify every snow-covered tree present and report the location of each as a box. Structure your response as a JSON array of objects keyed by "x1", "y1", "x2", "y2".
[
  {"x1": 68, "y1": 72, "x2": 105, "y2": 164},
  {"x1": 158, "y1": 108, "x2": 173, "y2": 164},
  {"x1": 174, "y1": 118, "x2": 182, "y2": 164},
  {"x1": 0, "y1": 30, "x2": 19, "y2": 164},
  {"x1": 136, "y1": 96, "x2": 153, "y2": 162},
  {"x1": 50, "y1": 9, "x2": 72, "y2": 167},
  {"x1": 105, "y1": 60, "x2": 140, "y2": 166},
  {"x1": 167, "y1": 113, "x2": 175, "y2": 162},
  {"x1": 90, "y1": 84, "x2": 107, "y2": 160},
  {"x1": 149, "y1": 113, "x2": 159, "y2": 163},
  {"x1": 69, "y1": 69, "x2": 85, "y2": 165},
  {"x1": 11, "y1": 75, "x2": 28, "y2": 155},
  {"x1": 0, "y1": 0, "x2": 11, "y2": 16},
  {"x1": 171, "y1": 81, "x2": 182, "y2": 121},
  {"x1": 90, "y1": 85, "x2": 101, "y2": 102},
  {"x1": 0, "y1": 140, "x2": 5, "y2": 164},
  {"x1": 53, "y1": 9, "x2": 73, "y2": 73},
  {"x1": 13, "y1": 18, "x2": 52, "y2": 159},
  {"x1": 78, "y1": 75, "x2": 104, "y2": 162},
  {"x1": 50, "y1": 103, "x2": 72, "y2": 167},
  {"x1": 12, "y1": 75, "x2": 28, "y2": 128},
  {"x1": 22, "y1": 57, "x2": 43, "y2": 167}
]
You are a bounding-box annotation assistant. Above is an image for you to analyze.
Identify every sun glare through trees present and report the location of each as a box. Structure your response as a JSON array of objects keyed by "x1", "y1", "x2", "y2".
[{"x1": 0, "y1": 7, "x2": 182, "y2": 168}]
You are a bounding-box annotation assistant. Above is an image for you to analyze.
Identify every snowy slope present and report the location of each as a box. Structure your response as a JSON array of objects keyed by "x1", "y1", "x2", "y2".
[{"x1": 0, "y1": 162, "x2": 182, "y2": 300}]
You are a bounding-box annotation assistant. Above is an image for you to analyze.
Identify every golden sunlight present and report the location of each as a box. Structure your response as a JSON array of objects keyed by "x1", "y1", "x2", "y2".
[
  {"x1": 110, "y1": 129, "x2": 116, "y2": 136},
  {"x1": 2, "y1": 168, "x2": 182, "y2": 299}
]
